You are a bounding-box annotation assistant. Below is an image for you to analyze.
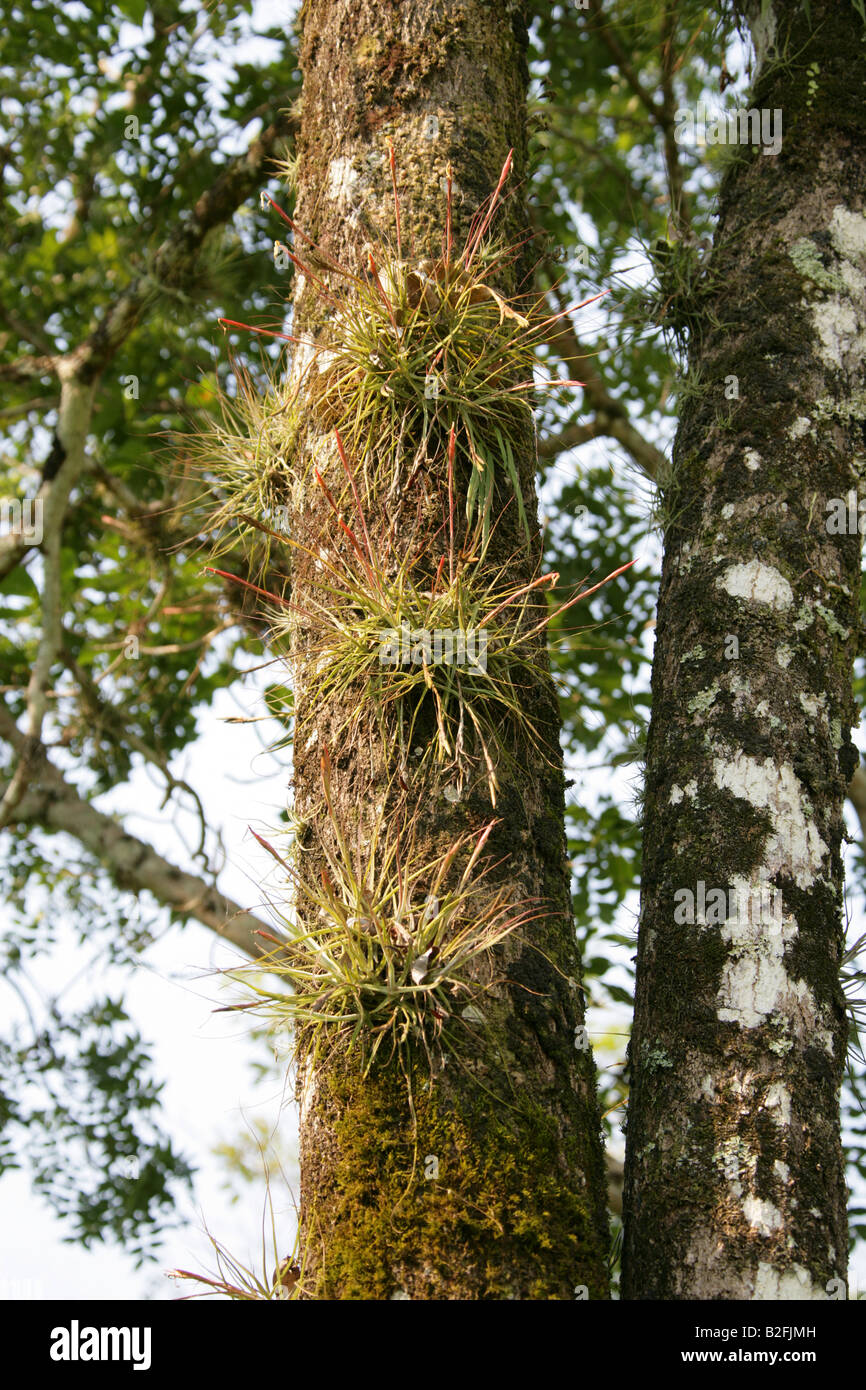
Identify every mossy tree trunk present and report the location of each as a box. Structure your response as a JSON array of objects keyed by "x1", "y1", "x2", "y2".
[
  {"x1": 622, "y1": 0, "x2": 866, "y2": 1300},
  {"x1": 288, "y1": 0, "x2": 610, "y2": 1299}
]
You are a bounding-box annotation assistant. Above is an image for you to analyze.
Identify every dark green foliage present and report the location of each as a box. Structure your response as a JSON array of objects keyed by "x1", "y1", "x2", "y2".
[{"x1": 0, "y1": 995, "x2": 192, "y2": 1261}]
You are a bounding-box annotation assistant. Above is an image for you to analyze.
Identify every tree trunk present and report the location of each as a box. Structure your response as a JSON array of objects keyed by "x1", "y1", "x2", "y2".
[
  {"x1": 622, "y1": 0, "x2": 866, "y2": 1299},
  {"x1": 288, "y1": 0, "x2": 610, "y2": 1299}
]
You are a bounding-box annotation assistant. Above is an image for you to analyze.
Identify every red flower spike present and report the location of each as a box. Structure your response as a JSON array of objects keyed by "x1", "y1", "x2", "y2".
[
  {"x1": 366, "y1": 252, "x2": 399, "y2": 333},
  {"x1": 333, "y1": 429, "x2": 375, "y2": 568},
  {"x1": 465, "y1": 148, "x2": 514, "y2": 270},
  {"x1": 204, "y1": 567, "x2": 292, "y2": 607},
  {"x1": 447, "y1": 425, "x2": 457, "y2": 585},
  {"x1": 388, "y1": 140, "x2": 402, "y2": 261},
  {"x1": 218, "y1": 318, "x2": 297, "y2": 344},
  {"x1": 313, "y1": 467, "x2": 377, "y2": 588}
]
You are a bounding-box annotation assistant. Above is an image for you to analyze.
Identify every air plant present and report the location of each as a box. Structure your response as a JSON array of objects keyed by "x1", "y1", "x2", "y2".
[
  {"x1": 222, "y1": 751, "x2": 544, "y2": 1072},
  {"x1": 210, "y1": 429, "x2": 633, "y2": 802},
  {"x1": 219, "y1": 151, "x2": 605, "y2": 544},
  {"x1": 196, "y1": 146, "x2": 633, "y2": 1086},
  {"x1": 181, "y1": 353, "x2": 302, "y2": 575},
  {"x1": 169, "y1": 1155, "x2": 306, "y2": 1301}
]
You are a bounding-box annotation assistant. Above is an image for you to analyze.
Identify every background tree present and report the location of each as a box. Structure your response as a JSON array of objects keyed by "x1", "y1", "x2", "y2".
[{"x1": 622, "y1": 0, "x2": 866, "y2": 1299}]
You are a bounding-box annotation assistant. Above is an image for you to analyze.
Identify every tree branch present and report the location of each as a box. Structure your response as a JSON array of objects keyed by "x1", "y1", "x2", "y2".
[
  {"x1": 0, "y1": 370, "x2": 96, "y2": 826},
  {"x1": 0, "y1": 354, "x2": 60, "y2": 382},
  {"x1": 543, "y1": 273, "x2": 669, "y2": 482},
  {"x1": 0, "y1": 395, "x2": 58, "y2": 422},
  {"x1": 0, "y1": 705, "x2": 270, "y2": 958},
  {"x1": 538, "y1": 420, "x2": 605, "y2": 460},
  {"x1": 585, "y1": 0, "x2": 693, "y2": 238},
  {"x1": 0, "y1": 304, "x2": 58, "y2": 357},
  {"x1": 586, "y1": 0, "x2": 665, "y2": 123}
]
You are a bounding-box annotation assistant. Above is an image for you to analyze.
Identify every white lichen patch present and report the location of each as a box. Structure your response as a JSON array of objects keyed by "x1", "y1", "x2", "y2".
[
  {"x1": 688, "y1": 681, "x2": 720, "y2": 715},
  {"x1": 713, "y1": 755, "x2": 828, "y2": 889},
  {"x1": 829, "y1": 205, "x2": 866, "y2": 264},
  {"x1": 789, "y1": 416, "x2": 812, "y2": 439},
  {"x1": 326, "y1": 155, "x2": 360, "y2": 209},
  {"x1": 717, "y1": 912, "x2": 801, "y2": 1029},
  {"x1": 674, "y1": 540, "x2": 695, "y2": 574},
  {"x1": 743, "y1": 1195, "x2": 783, "y2": 1236},
  {"x1": 812, "y1": 299, "x2": 866, "y2": 372},
  {"x1": 297, "y1": 1057, "x2": 318, "y2": 1126},
  {"x1": 752, "y1": 1262, "x2": 823, "y2": 1300},
  {"x1": 744, "y1": 448, "x2": 762, "y2": 471},
  {"x1": 798, "y1": 206, "x2": 866, "y2": 375},
  {"x1": 750, "y1": 1, "x2": 777, "y2": 69},
  {"x1": 726, "y1": 672, "x2": 754, "y2": 716},
  {"x1": 775, "y1": 645, "x2": 794, "y2": 668},
  {"x1": 814, "y1": 602, "x2": 850, "y2": 640},
  {"x1": 290, "y1": 337, "x2": 316, "y2": 388},
  {"x1": 670, "y1": 784, "x2": 685, "y2": 805},
  {"x1": 763, "y1": 1081, "x2": 792, "y2": 1127},
  {"x1": 717, "y1": 1136, "x2": 748, "y2": 1198},
  {"x1": 717, "y1": 559, "x2": 793, "y2": 610},
  {"x1": 711, "y1": 757, "x2": 831, "y2": 1037},
  {"x1": 799, "y1": 690, "x2": 828, "y2": 721},
  {"x1": 774, "y1": 1159, "x2": 790, "y2": 1183}
]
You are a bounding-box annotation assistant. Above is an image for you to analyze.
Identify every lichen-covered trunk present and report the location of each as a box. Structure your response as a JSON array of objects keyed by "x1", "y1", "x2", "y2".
[
  {"x1": 290, "y1": 0, "x2": 609, "y2": 1299},
  {"x1": 622, "y1": 0, "x2": 866, "y2": 1300}
]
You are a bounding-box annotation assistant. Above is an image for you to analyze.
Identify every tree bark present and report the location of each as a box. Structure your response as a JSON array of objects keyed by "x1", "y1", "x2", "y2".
[
  {"x1": 622, "y1": 0, "x2": 866, "y2": 1299},
  {"x1": 289, "y1": 0, "x2": 610, "y2": 1299}
]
